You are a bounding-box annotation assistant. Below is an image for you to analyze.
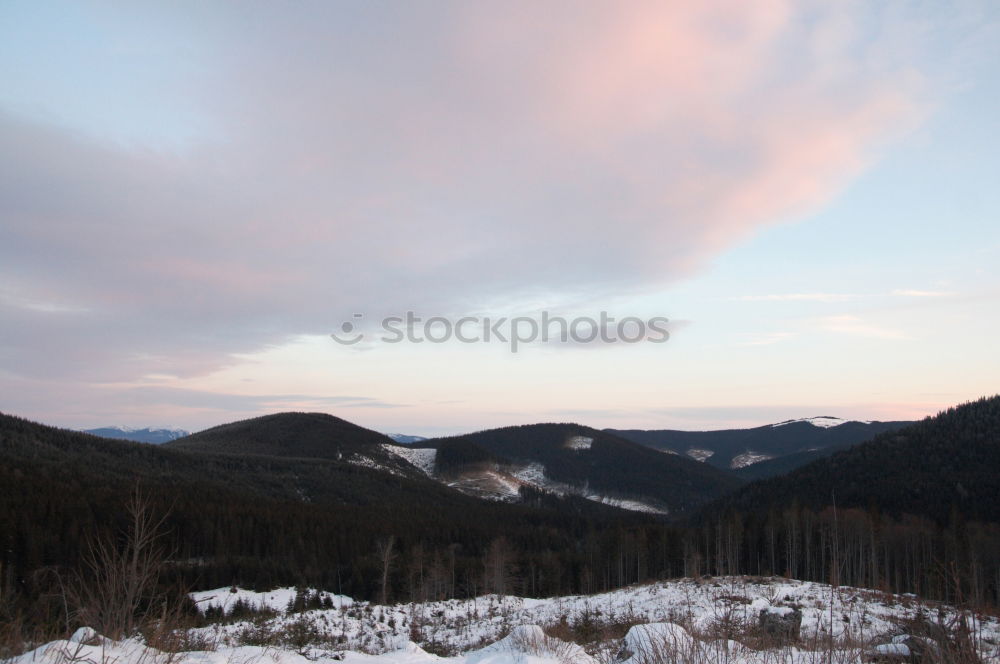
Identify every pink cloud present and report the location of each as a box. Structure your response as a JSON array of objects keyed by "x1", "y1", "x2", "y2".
[{"x1": 0, "y1": 1, "x2": 931, "y2": 385}]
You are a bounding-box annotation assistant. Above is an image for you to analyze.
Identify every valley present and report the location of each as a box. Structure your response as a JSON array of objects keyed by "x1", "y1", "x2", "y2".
[{"x1": 3, "y1": 396, "x2": 1000, "y2": 664}]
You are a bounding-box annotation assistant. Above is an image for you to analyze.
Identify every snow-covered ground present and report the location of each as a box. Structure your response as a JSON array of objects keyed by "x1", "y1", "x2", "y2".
[
  {"x1": 506, "y1": 464, "x2": 667, "y2": 515},
  {"x1": 190, "y1": 587, "x2": 354, "y2": 614},
  {"x1": 685, "y1": 449, "x2": 714, "y2": 462},
  {"x1": 441, "y1": 465, "x2": 667, "y2": 515},
  {"x1": 384, "y1": 452, "x2": 666, "y2": 516},
  {"x1": 582, "y1": 496, "x2": 666, "y2": 515},
  {"x1": 184, "y1": 577, "x2": 998, "y2": 659},
  {"x1": 383, "y1": 445, "x2": 437, "y2": 476},
  {"x1": 12, "y1": 578, "x2": 1000, "y2": 664},
  {"x1": 729, "y1": 452, "x2": 774, "y2": 469},
  {"x1": 11, "y1": 626, "x2": 594, "y2": 664},
  {"x1": 346, "y1": 454, "x2": 400, "y2": 475}
]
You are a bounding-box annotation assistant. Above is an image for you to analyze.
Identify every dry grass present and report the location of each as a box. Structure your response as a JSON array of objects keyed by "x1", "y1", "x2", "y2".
[{"x1": 544, "y1": 608, "x2": 645, "y2": 652}]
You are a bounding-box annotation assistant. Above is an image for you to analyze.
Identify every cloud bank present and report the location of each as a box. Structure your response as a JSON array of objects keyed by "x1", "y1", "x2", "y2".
[{"x1": 1, "y1": 1, "x2": 927, "y2": 390}]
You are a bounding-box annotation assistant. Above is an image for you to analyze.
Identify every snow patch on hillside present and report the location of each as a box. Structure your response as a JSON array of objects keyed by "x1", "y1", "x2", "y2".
[
  {"x1": 443, "y1": 462, "x2": 667, "y2": 515},
  {"x1": 382, "y1": 444, "x2": 437, "y2": 475},
  {"x1": 446, "y1": 469, "x2": 522, "y2": 501},
  {"x1": 685, "y1": 448, "x2": 714, "y2": 462},
  {"x1": 564, "y1": 436, "x2": 593, "y2": 451},
  {"x1": 730, "y1": 451, "x2": 775, "y2": 469},
  {"x1": 510, "y1": 462, "x2": 547, "y2": 486},
  {"x1": 585, "y1": 495, "x2": 668, "y2": 515},
  {"x1": 348, "y1": 454, "x2": 394, "y2": 473},
  {"x1": 509, "y1": 463, "x2": 666, "y2": 514}
]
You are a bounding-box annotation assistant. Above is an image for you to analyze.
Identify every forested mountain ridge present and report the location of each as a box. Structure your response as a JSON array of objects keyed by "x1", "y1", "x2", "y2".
[
  {"x1": 698, "y1": 395, "x2": 1000, "y2": 524},
  {"x1": 0, "y1": 411, "x2": 687, "y2": 626},
  {"x1": 418, "y1": 423, "x2": 743, "y2": 516},
  {"x1": 0, "y1": 411, "x2": 446, "y2": 506},
  {"x1": 609, "y1": 418, "x2": 911, "y2": 474},
  {"x1": 4, "y1": 397, "x2": 1000, "y2": 618},
  {"x1": 165, "y1": 411, "x2": 400, "y2": 461}
]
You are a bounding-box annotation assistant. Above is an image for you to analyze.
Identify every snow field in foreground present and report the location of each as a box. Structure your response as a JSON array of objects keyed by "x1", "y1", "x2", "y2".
[
  {"x1": 11, "y1": 577, "x2": 1000, "y2": 664},
  {"x1": 188, "y1": 577, "x2": 1000, "y2": 655}
]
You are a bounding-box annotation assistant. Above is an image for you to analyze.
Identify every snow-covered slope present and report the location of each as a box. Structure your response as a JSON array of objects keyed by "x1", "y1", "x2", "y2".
[
  {"x1": 685, "y1": 448, "x2": 714, "y2": 462},
  {"x1": 382, "y1": 444, "x2": 437, "y2": 475},
  {"x1": 437, "y1": 460, "x2": 669, "y2": 515},
  {"x1": 729, "y1": 451, "x2": 774, "y2": 469}
]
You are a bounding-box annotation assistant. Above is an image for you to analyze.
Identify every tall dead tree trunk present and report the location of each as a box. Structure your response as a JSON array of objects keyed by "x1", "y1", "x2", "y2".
[{"x1": 376, "y1": 536, "x2": 397, "y2": 605}]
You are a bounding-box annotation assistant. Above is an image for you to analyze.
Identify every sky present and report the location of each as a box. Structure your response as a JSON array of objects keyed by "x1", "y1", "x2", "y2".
[{"x1": 1, "y1": 1, "x2": 999, "y2": 436}]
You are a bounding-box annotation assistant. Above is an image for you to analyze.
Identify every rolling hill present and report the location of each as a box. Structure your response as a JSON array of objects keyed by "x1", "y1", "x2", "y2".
[
  {"x1": 166, "y1": 411, "x2": 396, "y2": 460},
  {"x1": 0, "y1": 410, "x2": 689, "y2": 622},
  {"x1": 699, "y1": 395, "x2": 1000, "y2": 524},
  {"x1": 414, "y1": 423, "x2": 743, "y2": 516},
  {"x1": 163, "y1": 411, "x2": 428, "y2": 479},
  {"x1": 609, "y1": 417, "x2": 910, "y2": 473}
]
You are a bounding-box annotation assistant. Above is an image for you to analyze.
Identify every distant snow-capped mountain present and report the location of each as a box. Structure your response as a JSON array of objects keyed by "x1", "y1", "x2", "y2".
[
  {"x1": 84, "y1": 426, "x2": 190, "y2": 444},
  {"x1": 770, "y1": 416, "x2": 871, "y2": 429},
  {"x1": 387, "y1": 433, "x2": 428, "y2": 444}
]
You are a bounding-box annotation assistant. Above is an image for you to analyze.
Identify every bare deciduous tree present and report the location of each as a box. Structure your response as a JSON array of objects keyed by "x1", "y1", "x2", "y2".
[{"x1": 72, "y1": 487, "x2": 170, "y2": 639}]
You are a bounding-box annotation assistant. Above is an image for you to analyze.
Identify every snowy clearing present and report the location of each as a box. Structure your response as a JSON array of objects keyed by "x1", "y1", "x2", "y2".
[
  {"x1": 685, "y1": 449, "x2": 714, "y2": 462},
  {"x1": 564, "y1": 436, "x2": 593, "y2": 451},
  {"x1": 182, "y1": 577, "x2": 1000, "y2": 660},
  {"x1": 436, "y1": 461, "x2": 665, "y2": 515},
  {"x1": 729, "y1": 452, "x2": 774, "y2": 469},
  {"x1": 12, "y1": 577, "x2": 1000, "y2": 664},
  {"x1": 382, "y1": 444, "x2": 438, "y2": 476}
]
